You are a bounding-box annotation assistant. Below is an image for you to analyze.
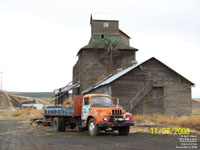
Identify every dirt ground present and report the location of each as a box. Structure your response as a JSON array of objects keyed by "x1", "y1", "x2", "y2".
[{"x1": 0, "y1": 120, "x2": 199, "y2": 150}]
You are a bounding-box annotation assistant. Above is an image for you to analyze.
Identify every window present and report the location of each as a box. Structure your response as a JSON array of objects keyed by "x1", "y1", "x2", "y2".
[
  {"x1": 84, "y1": 97, "x2": 90, "y2": 105},
  {"x1": 92, "y1": 96, "x2": 112, "y2": 105},
  {"x1": 103, "y1": 22, "x2": 109, "y2": 27}
]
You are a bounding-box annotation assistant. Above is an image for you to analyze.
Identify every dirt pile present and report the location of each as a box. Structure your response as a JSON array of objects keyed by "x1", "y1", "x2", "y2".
[
  {"x1": 0, "y1": 90, "x2": 13, "y2": 109},
  {"x1": 0, "y1": 90, "x2": 48, "y2": 110}
]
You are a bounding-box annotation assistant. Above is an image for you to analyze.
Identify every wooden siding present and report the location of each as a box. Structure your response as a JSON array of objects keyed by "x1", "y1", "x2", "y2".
[
  {"x1": 111, "y1": 67, "x2": 147, "y2": 107},
  {"x1": 91, "y1": 20, "x2": 119, "y2": 34},
  {"x1": 164, "y1": 84, "x2": 191, "y2": 115},
  {"x1": 119, "y1": 31, "x2": 129, "y2": 45},
  {"x1": 111, "y1": 58, "x2": 192, "y2": 115},
  {"x1": 73, "y1": 49, "x2": 135, "y2": 93},
  {"x1": 143, "y1": 59, "x2": 192, "y2": 115},
  {"x1": 73, "y1": 61, "x2": 79, "y2": 94},
  {"x1": 132, "y1": 87, "x2": 164, "y2": 114}
]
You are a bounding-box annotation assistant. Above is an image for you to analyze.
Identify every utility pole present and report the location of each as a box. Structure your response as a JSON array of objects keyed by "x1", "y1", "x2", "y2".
[
  {"x1": 102, "y1": 37, "x2": 113, "y2": 74},
  {"x1": 0, "y1": 72, "x2": 3, "y2": 90}
]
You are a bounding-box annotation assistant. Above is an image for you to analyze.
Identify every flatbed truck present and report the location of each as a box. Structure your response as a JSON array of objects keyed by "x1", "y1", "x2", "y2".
[{"x1": 44, "y1": 94, "x2": 134, "y2": 136}]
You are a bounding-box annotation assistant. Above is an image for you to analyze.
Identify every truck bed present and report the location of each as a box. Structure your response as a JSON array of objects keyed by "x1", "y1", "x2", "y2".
[{"x1": 44, "y1": 106, "x2": 73, "y2": 116}]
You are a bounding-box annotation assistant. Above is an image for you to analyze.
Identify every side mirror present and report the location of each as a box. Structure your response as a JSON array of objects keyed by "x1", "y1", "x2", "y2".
[{"x1": 117, "y1": 98, "x2": 119, "y2": 108}]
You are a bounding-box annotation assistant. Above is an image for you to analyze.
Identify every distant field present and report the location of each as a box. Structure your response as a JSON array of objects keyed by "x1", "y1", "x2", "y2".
[
  {"x1": 192, "y1": 99, "x2": 200, "y2": 109},
  {"x1": 192, "y1": 99, "x2": 200, "y2": 116},
  {"x1": 8, "y1": 92, "x2": 54, "y2": 98}
]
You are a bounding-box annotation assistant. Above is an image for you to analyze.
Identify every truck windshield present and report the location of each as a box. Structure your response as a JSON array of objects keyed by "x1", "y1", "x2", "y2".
[{"x1": 91, "y1": 96, "x2": 112, "y2": 107}]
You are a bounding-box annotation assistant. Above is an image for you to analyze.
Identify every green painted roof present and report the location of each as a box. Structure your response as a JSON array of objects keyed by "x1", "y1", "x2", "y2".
[{"x1": 81, "y1": 34, "x2": 138, "y2": 51}]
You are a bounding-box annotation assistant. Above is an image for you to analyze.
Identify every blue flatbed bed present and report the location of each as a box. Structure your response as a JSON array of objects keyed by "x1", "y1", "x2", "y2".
[{"x1": 44, "y1": 106, "x2": 73, "y2": 116}]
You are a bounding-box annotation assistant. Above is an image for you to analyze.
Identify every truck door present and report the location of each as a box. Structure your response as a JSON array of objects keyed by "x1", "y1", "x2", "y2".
[{"x1": 81, "y1": 97, "x2": 90, "y2": 120}]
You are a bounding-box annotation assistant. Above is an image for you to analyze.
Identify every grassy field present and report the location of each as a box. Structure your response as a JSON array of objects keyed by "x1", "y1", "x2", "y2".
[
  {"x1": 132, "y1": 114, "x2": 200, "y2": 134},
  {"x1": 8, "y1": 92, "x2": 54, "y2": 98}
]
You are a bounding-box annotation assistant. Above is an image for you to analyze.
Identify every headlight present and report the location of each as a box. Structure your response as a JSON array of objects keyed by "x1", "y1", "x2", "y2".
[
  {"x1": 123, "y1": 114, "x2": 126, "y2": 118},
  {"x1": 125, "y1": 117, "x2": 129, "y2": 121},
  {"x1": 103, "y1": 117, "x2": 107, "y2": 121}
]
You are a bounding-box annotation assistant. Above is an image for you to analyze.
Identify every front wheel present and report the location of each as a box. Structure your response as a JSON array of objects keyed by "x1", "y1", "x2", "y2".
[
  {"x1": 88, "y1": 118, "x2": 100, "y2": 136},
  {"x1": 118, "y1": 126, "x2": 130, "y2": 135}
]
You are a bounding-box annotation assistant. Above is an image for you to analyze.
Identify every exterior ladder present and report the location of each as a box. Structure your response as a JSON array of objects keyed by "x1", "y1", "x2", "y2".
[{"x1": 125, "y1": 81, "x2": 153, "y2": 113}]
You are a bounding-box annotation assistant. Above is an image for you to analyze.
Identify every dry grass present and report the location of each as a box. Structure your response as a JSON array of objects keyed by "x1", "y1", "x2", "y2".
[
  {"x1": 132, "y1": 114, "x2": 200, "y2": 134},
  {"x1": 134, "y1": 114, "x2": 200, "y2": 129},
  {"x1": 0, "y1": 109, "x2": 44, "y2": 121},
  {"x1": 192, "y1": 109, "x2": 200, "y2": 115},
  {"x1": 12, "y1": 109, "x2": 44, "y2": 118}
]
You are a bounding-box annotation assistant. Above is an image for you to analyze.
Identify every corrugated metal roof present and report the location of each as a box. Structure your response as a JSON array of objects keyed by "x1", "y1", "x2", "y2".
[{"x1": 91, "y1": 13, "x2": 119, "y2": 21}]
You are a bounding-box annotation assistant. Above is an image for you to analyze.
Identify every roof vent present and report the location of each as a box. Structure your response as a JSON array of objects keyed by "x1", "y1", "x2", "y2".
[
  {"x1": 131, "y1": 60, "x2": 138, "y2": 66},
  {"x1": 117, "y1": 68, "x2": 123, "y2": 72}
]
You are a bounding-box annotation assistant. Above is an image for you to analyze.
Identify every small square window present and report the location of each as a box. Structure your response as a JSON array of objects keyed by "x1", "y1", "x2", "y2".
[
  {"x1": 103, "y1": 22, "x2": 109, "y2": 27},
  {"x1": 84, "y1": 97, "x2": 90, "y2": 105}
]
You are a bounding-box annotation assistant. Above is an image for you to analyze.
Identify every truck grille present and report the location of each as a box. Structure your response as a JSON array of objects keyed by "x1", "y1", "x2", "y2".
[{"x1": 112, "y1": 109, "x2": 122, "y2": 115}]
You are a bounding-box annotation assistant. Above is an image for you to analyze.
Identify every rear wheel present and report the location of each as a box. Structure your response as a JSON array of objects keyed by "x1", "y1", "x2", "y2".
[
  {"x1": 52, "y1": 117, "x2": 62, "y2": 132},
  {"x1": 118, "y1": 126, "x2": 130, "y2": 135},
  {"x1": 60, "y1": 118, "x2": 66, "y2": 132},
  {"x1": 88, "y1": 118, "x2": 100, "y2": 136}
]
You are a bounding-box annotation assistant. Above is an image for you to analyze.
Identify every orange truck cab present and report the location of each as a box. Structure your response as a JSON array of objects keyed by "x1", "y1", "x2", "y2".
[{"x1": 81, "y1": 94, "x2": 134, "y2": 136}]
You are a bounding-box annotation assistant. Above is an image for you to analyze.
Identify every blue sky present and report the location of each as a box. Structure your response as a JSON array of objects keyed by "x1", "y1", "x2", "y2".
[{"x1": 0, "y1": 0, "x2": 199, "y2": 98}]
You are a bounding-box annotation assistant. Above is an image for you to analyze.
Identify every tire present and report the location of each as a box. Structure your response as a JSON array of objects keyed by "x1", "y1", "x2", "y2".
[
  {"x1": 118, "y1": 126, "x2": 130, "y2": 136},
  {"x1": 88, "y1": 118, "x2": 100, "y2": 136},
  {"x1": 52, "y1": 117, "x2": 62, "y2": 132},
  {"x1": 70, "y1": 123, "x2": 76, "y2": 129},
  {"x1": 60, "y1": 118, "x2": 66, "y2": 132}
]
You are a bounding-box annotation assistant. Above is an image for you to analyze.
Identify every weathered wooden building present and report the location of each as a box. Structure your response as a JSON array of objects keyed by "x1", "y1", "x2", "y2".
[
  {"x1": 55, "y1": 14, "x2": 194, "y2": 115},
  {"x1": 73, "y1": 14, "x2": 138, "y2": 94},
  {"x1": 82, "y1": 57, "x2": 194, "y2": 115}
]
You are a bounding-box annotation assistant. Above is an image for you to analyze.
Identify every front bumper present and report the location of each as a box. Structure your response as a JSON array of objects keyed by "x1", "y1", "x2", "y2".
[{"x1": 98, "y1": 122, "x2": 134, "y2": 127}]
